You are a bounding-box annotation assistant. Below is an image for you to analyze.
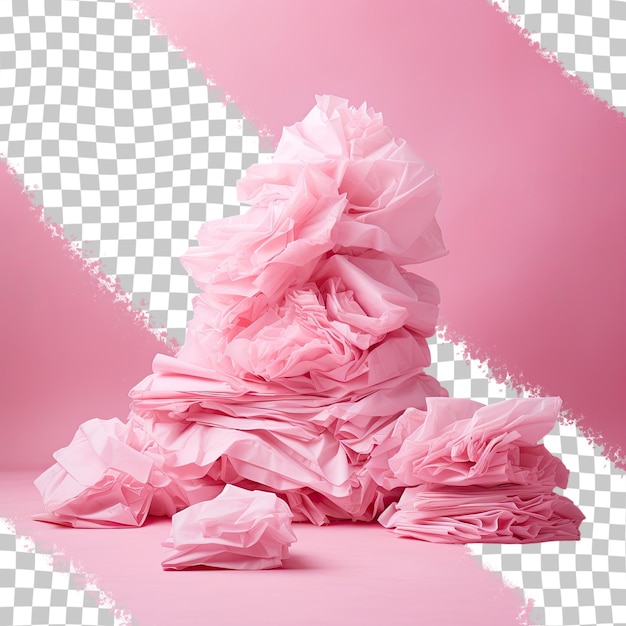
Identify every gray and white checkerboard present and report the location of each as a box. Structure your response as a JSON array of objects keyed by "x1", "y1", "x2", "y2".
[
  {"x1": 1, "y1": 1, "x2": 625, "y2": 625},
  {"x1": 0, "y1": 519, "x2": 126, "y2": 626},
  {"x1": 492, "y1": 0, "x2": 626, "y2": 113},
  {"x1": 0, "y1": 0, "x2": 272, "y2": 346}
]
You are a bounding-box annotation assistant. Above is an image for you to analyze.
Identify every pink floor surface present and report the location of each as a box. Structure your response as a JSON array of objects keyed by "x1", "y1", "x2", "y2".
[{"x1": 1, "y1": 470, "x2": 531, "y2": 626}]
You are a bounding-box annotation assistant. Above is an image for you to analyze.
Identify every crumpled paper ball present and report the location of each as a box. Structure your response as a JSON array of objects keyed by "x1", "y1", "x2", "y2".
[
  {"x1": 161, "y1": 485, "x2": 297, "y2": 570},
  {"x1": 33, "y1": 417, "x2": 165, "y2": 528}
]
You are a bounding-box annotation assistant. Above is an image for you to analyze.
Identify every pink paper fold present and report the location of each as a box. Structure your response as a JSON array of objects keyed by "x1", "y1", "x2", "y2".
[
  {"x1": 161, "y1": 485, "x2": 297, "y2": 570},
  {"x1": 127, "y1": 411, "x2": 399, "y2": 525},
  {"x1": 181, "y1": 163, "x2": 347, "y2": 313},
  {"x1": 387, "y1": 397, "x2": 569, "y2": 488},
  {"x1": 175, "y1": 253, "x2": 439, "y2": 399}
]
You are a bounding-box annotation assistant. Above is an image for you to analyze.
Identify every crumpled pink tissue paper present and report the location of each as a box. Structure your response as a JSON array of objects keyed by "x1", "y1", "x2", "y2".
[
  {"x1": 33, "y1": 417, "x2": 162, "y2": 528},
  {"x1": 387, "y1": 396, "x2": 569, "y2": 488},
  {"x1": 161, "y1": 485, "x2": 297, "y2": 570},
  {"x1": 33, "y1": 95, "x2": 584, "y2": 555},
  {"x1": 378, "y1": 397, "x2": 584, "y2": 542}
]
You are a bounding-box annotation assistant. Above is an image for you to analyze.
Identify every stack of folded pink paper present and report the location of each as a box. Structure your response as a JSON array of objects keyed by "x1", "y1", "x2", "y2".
[
  {"x1": 377, "y1": 397, "x2": 583, "y2": 542},
  {"x1": 35, "y1": 96, "x2": 583, "y2": 569}
]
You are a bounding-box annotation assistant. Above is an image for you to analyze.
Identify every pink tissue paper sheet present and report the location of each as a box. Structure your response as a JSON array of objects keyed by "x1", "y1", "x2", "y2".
[{"x1": 377, "y1": 397, "x2": 584, "y2": 543}]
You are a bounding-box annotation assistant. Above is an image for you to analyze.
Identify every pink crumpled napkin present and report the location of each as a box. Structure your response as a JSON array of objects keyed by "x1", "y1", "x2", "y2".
[
  {"x1": 33, "y1": 417, "x2": 161, "y2": 528},
  {"x1": 161, "y1": 485, "x2": 297, "y2": 570}
]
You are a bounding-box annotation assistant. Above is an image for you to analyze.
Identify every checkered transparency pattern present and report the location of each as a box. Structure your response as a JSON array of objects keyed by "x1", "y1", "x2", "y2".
[
  {"x1": 0, "y1": 519, "x2": 128, "y2": 626},
  {"x1": 0, "y1": 1, "x2": 625, "y2": 626},
  {"x1": 426, "y1": 334, "x2": 626, "y2": 626},
  {"x1": 0, "y1": 0, "x2": 272, "y2": 346},
  {"x1": 491, "y1": 0, "x2": 626, "y2": 113}
]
